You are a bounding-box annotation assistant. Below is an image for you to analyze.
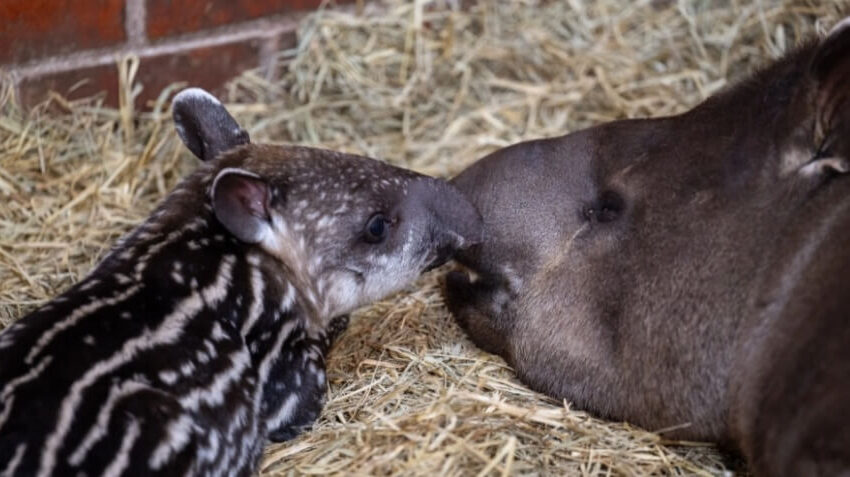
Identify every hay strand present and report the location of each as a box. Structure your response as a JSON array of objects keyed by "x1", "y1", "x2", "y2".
[{"x1": 2, "y1": 0, "x2": 848, "y2": 474}]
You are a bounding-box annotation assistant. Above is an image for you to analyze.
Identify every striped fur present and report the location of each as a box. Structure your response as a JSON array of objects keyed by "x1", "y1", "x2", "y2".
[
  {"x1": 0, "y1": 132, "x2": 482, "y2": 474},
  {"x1": 0, "y1": 193, "x2": 335, "y2": 476}
]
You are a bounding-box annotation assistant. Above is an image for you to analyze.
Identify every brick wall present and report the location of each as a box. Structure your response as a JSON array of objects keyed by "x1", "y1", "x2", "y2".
[{"x1": 1, "y1": 0, "x2": 354, "y2": 109}]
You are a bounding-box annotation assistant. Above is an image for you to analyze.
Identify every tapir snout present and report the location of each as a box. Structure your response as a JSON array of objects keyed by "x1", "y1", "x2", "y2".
[{"x1": 445, "y1": 17, "x2": 850, "y2": 477}]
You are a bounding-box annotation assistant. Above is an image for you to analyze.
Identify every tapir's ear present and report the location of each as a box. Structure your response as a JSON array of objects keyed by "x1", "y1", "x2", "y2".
[
  {"x1": 211, "y1": 168, "x2": 271, "y2": 244},
  {"x1": 172, "y1": 88, "x2": 250, "y2": 161},
  {"x1": 809, "y1": 18, "x2": 850, "y2": 157}
]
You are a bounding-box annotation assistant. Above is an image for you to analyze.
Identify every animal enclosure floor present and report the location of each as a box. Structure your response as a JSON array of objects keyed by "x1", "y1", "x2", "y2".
[{"x1": 1, "y1": 0, "x2": 847, "y2": 475}]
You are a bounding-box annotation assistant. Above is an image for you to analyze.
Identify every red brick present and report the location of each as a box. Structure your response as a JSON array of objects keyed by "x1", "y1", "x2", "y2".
[
  {"x1": 0, "y1": 0, "x2": 126, "y2": 65},
  {"x1": 135, "y1": 38, "x2": 265, "y2": 107},
  {"x1": 146, "y1": 0, "x2": 348, "y2": 38},
  {"x1": 18, "y1": 63, "x2": 120, "y2": 109},
  {"x1": 18, "y1": 33, "x2": 298, "y2": 110}
]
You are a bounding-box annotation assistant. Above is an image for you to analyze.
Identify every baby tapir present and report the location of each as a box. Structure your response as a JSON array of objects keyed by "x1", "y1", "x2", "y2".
[
  {"x1": 0, "y1": 88, "x2": 483, "y2": 477},
  {"x1": 445, "y1": 18, "x2": 850, "y2": 476}
]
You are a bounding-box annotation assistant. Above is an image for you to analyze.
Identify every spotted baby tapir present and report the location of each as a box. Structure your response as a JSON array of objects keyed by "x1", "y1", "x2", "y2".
[{"x1": 0, "y1": 88, "x2": 483, "y2": 477}]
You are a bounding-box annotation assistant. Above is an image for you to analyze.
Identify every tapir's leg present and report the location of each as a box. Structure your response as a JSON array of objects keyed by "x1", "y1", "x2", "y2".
[
  {"x1": 325, "y1": 315, "x2": 349, "y2": 345},
  {"x1": 261, "y1": 330, "x2": 327, "y2": 442},
  {"x1": 444, "y1": 271, "x2": 514, "y2": 361}
]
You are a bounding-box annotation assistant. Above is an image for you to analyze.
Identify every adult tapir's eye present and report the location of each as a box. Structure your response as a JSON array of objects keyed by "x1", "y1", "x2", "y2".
[
  {"x1": 363, "y1": 214, "x2": 389, "y2": 243},
  {"x1": 583, "y1": 190, "x2": 625, "y2": 223}
]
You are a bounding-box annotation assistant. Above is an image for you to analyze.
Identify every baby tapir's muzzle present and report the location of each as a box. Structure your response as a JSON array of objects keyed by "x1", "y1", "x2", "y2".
[{"x1": 408, "y1": 177, "x2": 485, "y2": 270}]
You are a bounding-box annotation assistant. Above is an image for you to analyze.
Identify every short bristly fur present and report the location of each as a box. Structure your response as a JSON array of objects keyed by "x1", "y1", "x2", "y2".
[
  {"x1": 0, "y1": 88, "x2": 482, "y2": 477},
  {"x1": 445, "y1": 19, "x2": 850, "y2": 476}
]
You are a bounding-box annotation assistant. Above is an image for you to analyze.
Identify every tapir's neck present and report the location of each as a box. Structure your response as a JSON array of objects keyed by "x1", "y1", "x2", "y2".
[{"x1": 44, "y1": 184, "x2": 322, "y2": 350}]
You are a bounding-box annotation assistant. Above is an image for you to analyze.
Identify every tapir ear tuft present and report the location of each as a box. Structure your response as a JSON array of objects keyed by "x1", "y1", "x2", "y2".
[
  {"x1": 811, "y1": 18, "x2": 850, "y2": 81},
  {"x1": 211, "y1": 168, "x2": 271, "y2": 244},
  {"x1": 172, "y1": 88, "x2": 250, "y2": 162},
  {"x1": 807, "y1": 18, "x2": 850, "y2": 162}
]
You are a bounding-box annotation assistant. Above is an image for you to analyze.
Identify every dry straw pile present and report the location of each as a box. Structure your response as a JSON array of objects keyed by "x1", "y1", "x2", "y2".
[{"x1": 1, "y1": 0, "x2": 847, "y2": 475}]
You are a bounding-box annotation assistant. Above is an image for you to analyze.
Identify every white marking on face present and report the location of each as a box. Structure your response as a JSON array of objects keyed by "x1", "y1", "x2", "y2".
[
  {"x1": 83, "y1": 335, "x2": 95, "y2": 346},
  {"x1": 316, "y1": 215, "x2": 336, "y2": 230}
]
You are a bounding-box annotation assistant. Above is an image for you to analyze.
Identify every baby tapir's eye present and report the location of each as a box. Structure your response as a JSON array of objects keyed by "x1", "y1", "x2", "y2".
[{"x1": 363, "y1": 213, "x2": 390, "y2": 243}]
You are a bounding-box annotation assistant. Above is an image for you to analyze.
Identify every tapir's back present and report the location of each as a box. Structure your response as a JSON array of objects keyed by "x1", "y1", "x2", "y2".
[
  {"x1": 0, "y1": 222, "x2": 262, "y2": 477},
  {"x1": 728, "y1": 178, "x2": 850, "y2": 476}
]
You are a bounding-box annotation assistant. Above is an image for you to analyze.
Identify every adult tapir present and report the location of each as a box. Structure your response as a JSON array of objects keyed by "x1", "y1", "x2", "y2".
[{"x1": 444, "y1": 17, "x2": 850, "y2": 476}]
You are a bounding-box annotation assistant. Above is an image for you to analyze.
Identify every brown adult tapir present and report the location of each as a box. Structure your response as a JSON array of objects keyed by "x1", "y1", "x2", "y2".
[{"x1": 444, "y1": 17, "x2": 850, "y2": 476}]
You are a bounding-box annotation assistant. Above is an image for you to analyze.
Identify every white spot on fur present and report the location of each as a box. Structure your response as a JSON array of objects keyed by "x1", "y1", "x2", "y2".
[
  {"x1": 211, "y1": 322, "x2": 228, "y2": 341},
  {"x1": 180, "y1": 361, "x2": 196, "y2": 376},
  {"x1": 159, "y1": 370, "x2": 179, "y2": 385}
]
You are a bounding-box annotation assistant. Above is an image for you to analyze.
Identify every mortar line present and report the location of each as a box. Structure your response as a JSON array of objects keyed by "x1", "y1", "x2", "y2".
[
  {"x1": 11, "y1": 14, "x2": 303, "y2": 80},
  {"x1": 125, "y1": 0, "x2": 148, "y2": 46}
]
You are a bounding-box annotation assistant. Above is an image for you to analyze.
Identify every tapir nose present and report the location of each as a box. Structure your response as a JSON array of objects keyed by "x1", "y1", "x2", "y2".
[{"x1": 409, "y1": 178, "x2": 485, "y2": 269}]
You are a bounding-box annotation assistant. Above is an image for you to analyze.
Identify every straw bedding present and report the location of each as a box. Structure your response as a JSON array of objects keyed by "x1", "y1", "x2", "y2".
[{"x1": 1, "y1": 0, "x2": 847, "y2": 474}]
